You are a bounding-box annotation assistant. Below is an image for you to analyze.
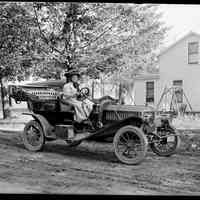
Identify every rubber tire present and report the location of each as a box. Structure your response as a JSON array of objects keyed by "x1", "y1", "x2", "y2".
[
  {"x1": 65, "y1": 140, "x2": 82, "y2": 147},
  {"x1": 150, "y1": 133, "x2": 180, "y2": 157},
  {"x1": 22, "y1": 120, "x2": 45, "y2": 152},
  {"x1": 113, "y1": 125, "x2": 148, "y2": 165}
]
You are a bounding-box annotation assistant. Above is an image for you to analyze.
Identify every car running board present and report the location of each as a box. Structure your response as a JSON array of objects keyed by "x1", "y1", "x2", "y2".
[{"x1": 73, "y1": 132, "x2": 92, "y2": 141}]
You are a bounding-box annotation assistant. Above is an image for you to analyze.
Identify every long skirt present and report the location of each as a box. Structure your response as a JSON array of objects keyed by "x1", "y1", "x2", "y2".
[{"x1": 66, "y1": 98, "x2": 94, "y2": 122}]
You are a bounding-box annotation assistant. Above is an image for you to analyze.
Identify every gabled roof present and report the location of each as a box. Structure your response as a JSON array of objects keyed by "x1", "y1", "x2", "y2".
[{"x1": 159, "y1": 31, "x2": 200, "y2": 57}]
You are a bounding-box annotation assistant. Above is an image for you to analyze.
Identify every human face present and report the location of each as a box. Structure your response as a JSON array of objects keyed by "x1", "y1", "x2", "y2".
[
  {"x1": 80, "y1": 74, "x2": 86, "y2": 83},
  {"x1": 71, "y1": 75, "x2": 79, "y2": 83}
]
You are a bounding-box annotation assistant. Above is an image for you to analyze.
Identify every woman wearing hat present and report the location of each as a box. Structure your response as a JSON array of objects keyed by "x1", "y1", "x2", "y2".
[{"x1": 61, "y1": 69, "x2": 94, "y2": 123}]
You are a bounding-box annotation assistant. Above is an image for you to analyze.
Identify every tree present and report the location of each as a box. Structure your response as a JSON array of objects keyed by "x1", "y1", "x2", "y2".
[
  {"x1": 0, "y1": 2, "x2": 166, "y2": 106},
  {"x1": 28, "y1": 2, "x2": 107, "y2": 79},
  {"x1": 96, "y1": 4, "x2": 168, "y2": 82},
  {"x1": 29, "y1": 3, "x2": 168, "y2": 81},
  {"x1": 0, "y1": 2, "x2": 36, "y2": 118},
  {"x1": 85, "y1": 4, "x2": 168, "y2": 102}
]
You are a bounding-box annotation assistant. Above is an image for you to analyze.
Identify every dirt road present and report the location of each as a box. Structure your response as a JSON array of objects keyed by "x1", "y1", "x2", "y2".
[{"x1": 0, "y1": 131, "x2": 199, "y2": 194}]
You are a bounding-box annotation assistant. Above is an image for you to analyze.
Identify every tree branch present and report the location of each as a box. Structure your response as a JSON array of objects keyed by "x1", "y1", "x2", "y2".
[
  {"x1": 33, "y1": 4, "x2": 68, "y2": 60},
  {"x1": 94, "y1": 35, "x2": 136, "y2": 53},
  {"x1": 79, "y1": 14, "x2": 121, "y2": 51},
  {"x1": 33, "y1": 5, "x2": 49, "y2": 44},
  {"x1": 83, "y1": 3, "x2": 105, "y2": 16},
  {"x1": 79, "y1": 26, "x2": 112, "y2": 50},
  {"x1": 94, "y1": 15, "x2": 120, "y2": 34}
]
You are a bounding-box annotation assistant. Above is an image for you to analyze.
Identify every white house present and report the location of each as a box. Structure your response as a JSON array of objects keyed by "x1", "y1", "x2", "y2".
[{"x1": 132, "y1": 31, "x2": 200, "y2": 111}]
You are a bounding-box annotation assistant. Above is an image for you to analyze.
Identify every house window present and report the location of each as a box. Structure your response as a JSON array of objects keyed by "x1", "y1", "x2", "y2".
[
  {"x1": 146, "y1": 81, "x2": 154, "y2": 103},
  {"x1": 188, "y1": 42, "x2": 199, "y2": 64},
  {"x1": 173, "y1": 80, "x2": 183, "y2": 103}
]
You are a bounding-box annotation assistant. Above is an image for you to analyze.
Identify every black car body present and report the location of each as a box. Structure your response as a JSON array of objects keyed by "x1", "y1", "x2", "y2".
[{"x1": 8, "y1": 80, "x2": 179, "y2": 165}]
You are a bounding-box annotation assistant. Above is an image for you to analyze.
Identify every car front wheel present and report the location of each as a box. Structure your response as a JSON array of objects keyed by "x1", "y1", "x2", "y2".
[
  {"x1": 113, "y1": 125, "x2": 148, "y2": 165},
  {"x1": 22, "y1": 120, "x2": 45, "y2": 151}
]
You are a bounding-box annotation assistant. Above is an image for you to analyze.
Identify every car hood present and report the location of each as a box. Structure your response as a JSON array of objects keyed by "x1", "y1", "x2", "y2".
[{"x1": 104, "y1": 104, "x2": 155, "y2": 113}]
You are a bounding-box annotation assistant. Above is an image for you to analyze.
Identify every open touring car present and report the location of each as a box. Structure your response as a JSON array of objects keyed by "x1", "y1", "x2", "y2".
[{"x1": 8, "y1": 80, "x2": 180, "y2": 165}]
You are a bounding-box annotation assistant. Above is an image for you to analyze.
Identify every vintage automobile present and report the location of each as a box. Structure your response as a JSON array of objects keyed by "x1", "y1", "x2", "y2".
[{"x1": 8, "y1": 80, "x2": 180, "y2": 165}]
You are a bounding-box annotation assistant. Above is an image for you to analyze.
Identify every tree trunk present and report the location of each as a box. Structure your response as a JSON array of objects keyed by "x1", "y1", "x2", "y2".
[
  {"x1": 9, "y1": 95, "x2": 12, "y2": 107},
  {"x1": 91, "y1": 80, "x2": 94, "y2": 99},
  {"x1": 0, "y1": 78, "x2": 5, "y2": 119}
]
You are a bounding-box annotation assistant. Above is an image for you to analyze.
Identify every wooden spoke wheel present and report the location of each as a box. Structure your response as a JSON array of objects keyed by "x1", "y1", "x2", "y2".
[
  {"x1": 150, "y1": 131, "x2": 180, "y2": 157},
  {"x1": 113, "y1": 125, "x2": 148, "y2": 165},
  {"x1": 22, "y1": 120, "x2": 45, "y2": 151}
]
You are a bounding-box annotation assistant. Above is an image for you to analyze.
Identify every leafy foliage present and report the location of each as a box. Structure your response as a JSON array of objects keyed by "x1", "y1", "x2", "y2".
[
  {"x1": 99, "y1": 4, "x2": 167, "y2": 84},
  {"x1": 0, "y1": 3, "x2": 168, "y2": 82},
  {"x1": 30, "y1": 3, "x2": 168, "y2": 81},
  {"x1": 0, "y1": 2, "x2": 37, "y2": 81}
]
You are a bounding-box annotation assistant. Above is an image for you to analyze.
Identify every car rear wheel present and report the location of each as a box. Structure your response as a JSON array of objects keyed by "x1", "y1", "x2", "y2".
[
  {"x1": 113, "y1": 125, "x2": 148, "y2": 165},
  {"x1": 22, "y1": 120, "x2": 45, "y2": 151}
]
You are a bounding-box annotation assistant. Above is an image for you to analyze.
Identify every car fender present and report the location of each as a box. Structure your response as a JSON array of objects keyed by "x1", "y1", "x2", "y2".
[
  {"x1": 90, "y1": 116, "x2": 144, "y2": 140},
  {"x1": 22, "y1": 112, "x2": 56, "y2": 138}
]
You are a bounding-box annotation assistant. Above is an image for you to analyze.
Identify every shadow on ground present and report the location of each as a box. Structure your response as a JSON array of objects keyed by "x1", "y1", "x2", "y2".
[{"x1": 0, "y1": 132, "x2": 119, "y2": 163}]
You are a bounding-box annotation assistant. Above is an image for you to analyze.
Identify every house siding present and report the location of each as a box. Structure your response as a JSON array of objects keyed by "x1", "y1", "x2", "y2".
[
  {"x1": 134, "y1": 80, "x2": 145, "y2": 105},
  {"x1": 131, "y1": 33, "x2": 200, "y2": 111},
  {"x1": 158, "y1": 33, "x2": 200, "y2": 110},
  {"x1": 132, "y1": 78, "x2": 159, "y2": 106}
]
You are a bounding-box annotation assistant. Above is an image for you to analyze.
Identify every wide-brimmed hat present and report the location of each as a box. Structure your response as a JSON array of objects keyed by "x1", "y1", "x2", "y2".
[{"x1": 64, "y1": 68, "x2": 81, "y2": 77}]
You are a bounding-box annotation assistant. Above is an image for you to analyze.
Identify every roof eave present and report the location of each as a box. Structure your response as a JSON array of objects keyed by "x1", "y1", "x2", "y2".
[{"x1": 158, "y1": 31, "x2": 200, "y2": 57}]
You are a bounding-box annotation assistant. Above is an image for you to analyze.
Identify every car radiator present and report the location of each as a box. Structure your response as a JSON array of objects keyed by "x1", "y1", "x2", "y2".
[{"x1": 105, "y1": 110, "x2": 140, "y2": 121}]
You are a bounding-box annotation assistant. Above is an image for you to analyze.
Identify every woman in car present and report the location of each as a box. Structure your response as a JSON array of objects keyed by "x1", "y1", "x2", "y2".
[{"x1": 61, "y1": 69, "x2": 94, "y2": 123}]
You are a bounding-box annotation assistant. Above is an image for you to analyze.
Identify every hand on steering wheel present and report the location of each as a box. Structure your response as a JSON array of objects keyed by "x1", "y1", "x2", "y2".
[{"x1": 78, "y1": 87, "x2": 90, "y2": 100}]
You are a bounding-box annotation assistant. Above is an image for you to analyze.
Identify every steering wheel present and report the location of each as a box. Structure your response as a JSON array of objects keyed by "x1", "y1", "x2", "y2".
[
  {"x1": 15, "y1": 99, "x2": 22, "y2": 104},
  {"x1": 78, "y1": 87, "x2": 90, "y2": 100}
]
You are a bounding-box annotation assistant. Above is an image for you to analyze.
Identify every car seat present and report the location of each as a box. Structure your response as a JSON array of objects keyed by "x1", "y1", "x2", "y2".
[{"x1": 57, "y1": 94, "x2": 75, "y2": 113}]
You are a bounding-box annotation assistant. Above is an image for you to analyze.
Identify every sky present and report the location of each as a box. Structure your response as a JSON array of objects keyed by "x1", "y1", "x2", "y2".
[{"x1": 158, "y1": 4, "x2": 200, "y2": 47}]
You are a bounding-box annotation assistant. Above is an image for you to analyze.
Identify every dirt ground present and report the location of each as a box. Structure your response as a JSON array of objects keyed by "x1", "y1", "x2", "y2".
[{"x1": 0, "y1": 131, "x2": 199, "y2": 194}]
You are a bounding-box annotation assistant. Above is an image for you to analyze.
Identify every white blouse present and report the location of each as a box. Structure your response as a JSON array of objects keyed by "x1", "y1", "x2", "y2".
[{"x1": 63, "y1": 82, "x2": 77, "y2": 97}]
